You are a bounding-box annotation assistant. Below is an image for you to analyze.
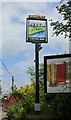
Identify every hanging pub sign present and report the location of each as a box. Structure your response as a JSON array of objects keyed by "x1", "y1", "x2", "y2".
[
  {"x1": 26, "y1": 14, "x2": 48, "y2": 43},
  {"x1": 44, "y1": 54, "x2": 71, "y2": 94}
]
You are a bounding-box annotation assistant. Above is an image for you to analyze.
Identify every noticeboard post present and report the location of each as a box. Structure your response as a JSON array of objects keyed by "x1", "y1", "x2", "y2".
[{"x1": 26, "y1": 14, "x2": 48, "y2": 112}]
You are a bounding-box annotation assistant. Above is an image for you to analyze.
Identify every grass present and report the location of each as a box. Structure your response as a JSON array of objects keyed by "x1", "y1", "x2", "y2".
[{"x1": 29, "y1": 26, "x2": 45, "y2": 35}]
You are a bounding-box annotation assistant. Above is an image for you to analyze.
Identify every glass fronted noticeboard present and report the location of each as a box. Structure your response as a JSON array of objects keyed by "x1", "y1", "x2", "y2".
[{"x1": 44, "y1": 54, "x2": 71, "y2": 93}]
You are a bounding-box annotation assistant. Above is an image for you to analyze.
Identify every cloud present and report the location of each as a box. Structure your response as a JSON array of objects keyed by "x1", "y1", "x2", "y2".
[
  {"x1": 0, "y1": 68, "x2": 2, "y2": 76},
  {"x1": 10, "y1": 58, "x2": 34, "y2": 75},
  {"x1": 2, "y1": 0, "x2": 61, "y2": 2},
  {"x1": 48, "y1": 24, "x2": 69, "y2": 52},
  {"x1": 2, "y1": 3, "x2": 25, "y2": 55},
  {"x1": 2, "y1": 2, "x2": 48, "y2": 56},
  {"x1": 1, "y1": 56, "x2": 34, "y2": 90},
  {"x1": 0, "y1": 3, "x2": 2, "y2": 58}
]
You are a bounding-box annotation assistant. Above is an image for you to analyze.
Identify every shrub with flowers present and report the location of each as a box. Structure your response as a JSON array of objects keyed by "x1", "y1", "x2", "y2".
[
  {"x1": 1, "y1": 93, "x2": 19, "y2": 112},
  {"x1": 17, "y1": 84, "x2": 35, "y2": 113},
  {"x1": 7, "y1": 100, "x2": 26, "y2": 119},
  {"x1": 2, "y1": 63, "x2": 71, "y2": 119},
  {"x1": 1, "y1": 83, "x2": 35, "y2": 119}
]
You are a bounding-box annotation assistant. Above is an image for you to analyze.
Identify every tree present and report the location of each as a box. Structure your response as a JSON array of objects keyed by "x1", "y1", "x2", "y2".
[
  {"x1": 39, "y1": 63, "x2": 44, "y2": 80},
  {"x1": 50, "y1": 0, "x2": 71, "y2": 40},
  {"x1": 26, "y1": 63, "x2": 44, "y2": 81},
  {"x1": 27, "y1": 66, "x2": 35, "y2": 81}
]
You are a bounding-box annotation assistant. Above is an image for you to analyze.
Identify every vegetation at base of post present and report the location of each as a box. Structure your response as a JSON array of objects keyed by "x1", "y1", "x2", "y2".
[{"x1": 1, "y1": 63, "x2": 71, "y2": 119}]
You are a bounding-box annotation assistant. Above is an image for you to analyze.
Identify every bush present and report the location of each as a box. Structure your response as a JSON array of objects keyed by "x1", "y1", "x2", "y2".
[
  {"x1": 18, "y1": 84, "x2": 35, "y2": 113},
  {"x1": 41, "y1": 94, "x2": 71, "y2": 118},
  {"x1": 53, "y1": 94, "x2": 71, "y2": 118},
  {"x1": 19, "y1": 107, "x2": 26, "y2": 118},
  {"x1": 7, "y1": 100, "x2": 26, "y2": 120},
  {"x1": 6, "y1": 83, "x2": 35, "y2": 119}
]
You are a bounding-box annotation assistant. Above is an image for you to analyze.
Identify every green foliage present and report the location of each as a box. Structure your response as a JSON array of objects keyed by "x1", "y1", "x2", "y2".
[
  {"x1": 13, "y1": 84, "x2": 35, "y2": 114},
  {"x1": 7, "y1": 101, "x2": 21, "y2": 119},
  {"x1": 42, "y1": 94, "x2": 71, "y2": 118},
  {"x1": 27, "y1": 63, "x2": 44, "y2": 81},
  {"x1": 19, "y1": 107, "x2": 26, "y2": 119},
  {"x1": 6, "y1": 78, "x2": 44, "y2": 119},
  {"x1": 5, "y1": 77, "x2": 71, "y2": 119},
  {"x1": 5, "y1": 64, "x2": 71, "y2": 119},
  {"x1": 39, "y1": 63, "x2": 44, "y2": 80},
  {"x1": 7, "y1": 100, "x2": 26, "y2": 120},
  {"x1": 51, "y1": 94, "x2": 71, "y2": 118},
  {"x1": 26, "y1": 64, "x2": 45, "y2": 105},
  {"x1": 21, "y1": 93, "x2": 35, "y2": 113},
  {"x1": 27, "y1": 66, "x2": 35, "y2": 81},
  {"x1": 50, "y1": 0, "x2": 71, "y2": 39}
]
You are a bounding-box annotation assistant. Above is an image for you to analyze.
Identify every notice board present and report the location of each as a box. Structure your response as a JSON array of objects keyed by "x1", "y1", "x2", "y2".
[{"x1": 44, "y1": 54, "x2": 71, "y2": 93}]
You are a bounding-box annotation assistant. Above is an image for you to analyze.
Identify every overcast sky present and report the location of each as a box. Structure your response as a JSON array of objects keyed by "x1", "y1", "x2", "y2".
[{"x1": 0, "y1": 0, "x2": 69, "y2": 93}]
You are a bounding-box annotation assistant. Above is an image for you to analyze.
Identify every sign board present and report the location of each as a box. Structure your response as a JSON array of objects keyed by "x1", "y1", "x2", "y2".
[
  {"x1": 44, "y1": 54, "x2": 71, "y2": 93},
  {"x1": 26, "y1": 14, "x2": 48, "y2": 43}
]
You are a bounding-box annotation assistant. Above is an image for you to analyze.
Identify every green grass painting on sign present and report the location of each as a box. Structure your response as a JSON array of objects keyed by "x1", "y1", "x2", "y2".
[{"x1": 29, "y1": 26, "x2": 45, "y2": 35}]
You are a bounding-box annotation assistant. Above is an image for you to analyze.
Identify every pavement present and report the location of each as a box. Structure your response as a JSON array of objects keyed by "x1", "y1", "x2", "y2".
[
  {"x1": 0, "y1": 110, "x2": 2, "y2": 120},
  {"x1": 0, "y1": 107, "x2": 7, "y2": 120}
]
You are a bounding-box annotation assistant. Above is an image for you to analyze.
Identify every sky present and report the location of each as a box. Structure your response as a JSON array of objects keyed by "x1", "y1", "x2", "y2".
[{"x1": 0, "y1": 0, "x2": 69, "y2": 94}]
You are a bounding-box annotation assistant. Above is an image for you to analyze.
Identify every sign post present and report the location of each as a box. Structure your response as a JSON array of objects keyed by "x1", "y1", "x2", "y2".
[
  {"x1": 35, "y1": 43, "x2": 40, "y2": 111},
  {"x1": 26, "y1": 14, "x2": 48, "y2": 112}
]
